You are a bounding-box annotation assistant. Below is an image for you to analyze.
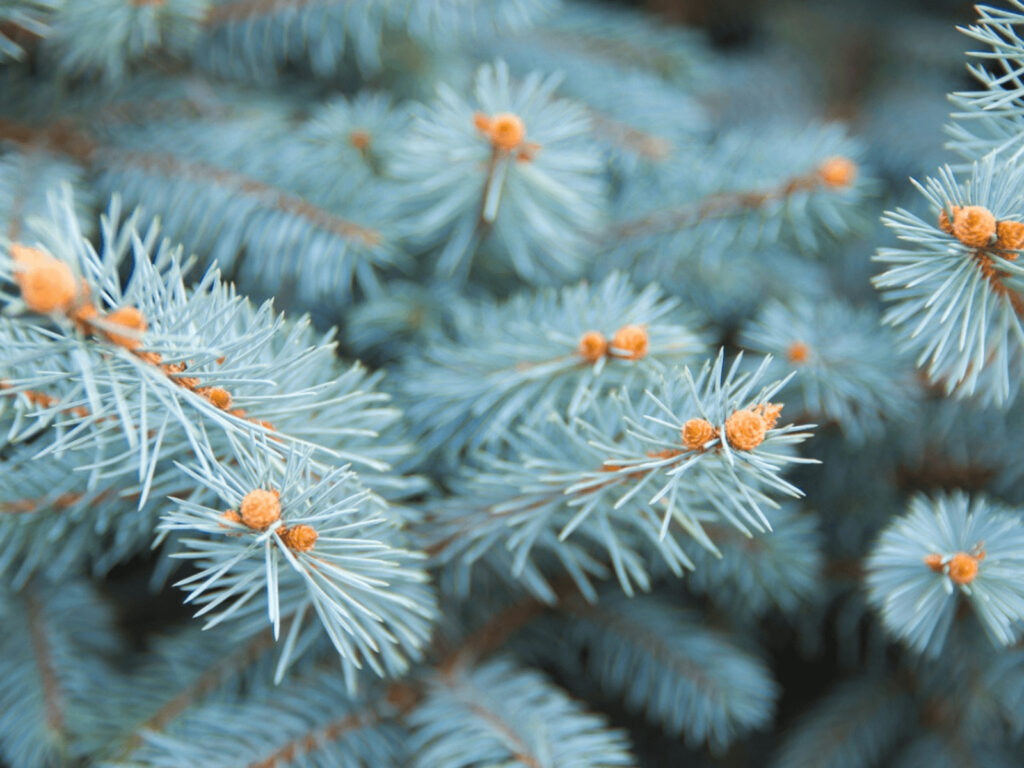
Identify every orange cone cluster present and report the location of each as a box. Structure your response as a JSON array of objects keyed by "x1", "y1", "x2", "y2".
[
  {"x1": 939, "y1": 204, "x2": 1023, "y2": 257},
  {"x1": 474, "y1": 112, "x2": 525, "y2": 150},
  {"x1": 577, "y1": 325, "x2": 650, "y2": 363},
  {"x1": 220, "y1": 509, "x2": 243, "y2": 532},
  {"x1": 473, "y1": 111, "x2": 540, "y2": 161},
  {"x1": 924, "y1": 547, "x2": 985, "y2": 585},
  {"x1": 221, "y1": 489, "x2": 318, "y2": 552},
  {"x1": 680, "y1": 403, "x2": 783, "y2": 453},
  {"x1": 787, "y1": 341, "x2": 810, "y2": 363},
  {"x1": 594, "y1": 403, "x2": 785, "y2": 488},
  {"x1": 11, "y1": 244, "x2": 151, "y2": 352},
  {"x1": 817, "y1": 156, "x2": 858, "y2": 188}
]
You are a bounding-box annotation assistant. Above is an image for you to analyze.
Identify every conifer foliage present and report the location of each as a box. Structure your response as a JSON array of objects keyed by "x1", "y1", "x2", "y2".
[{"x1": 2, "y1": 1, "x2": 1024, "y2": 766}]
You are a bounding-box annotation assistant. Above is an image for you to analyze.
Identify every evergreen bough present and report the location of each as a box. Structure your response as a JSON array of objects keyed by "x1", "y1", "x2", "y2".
[{"x1": 2, "y1": 1, "x2": 1024, "y2": 766}]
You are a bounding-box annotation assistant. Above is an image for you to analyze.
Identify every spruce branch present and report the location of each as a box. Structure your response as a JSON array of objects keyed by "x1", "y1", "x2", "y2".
[
  {"x1": 1, "y1": 191, "x2": 436, "y2": 680},
  {"x1": 107, "y1": 584, "x2": 618, "y2": 767},
  {"x1": 299, "y1": 92, "x2": 411, "y2": 177},
  {"x1": 109, "y1": 627, "x2": 278, "y2": 759},
  {"x1": 390, "y1": 60, "x2": 606, "y2": 283},
  {"x1": 0, "y1": 446, "x2": 190, "y2": 585},
  {"x1": 424, "y1": 350, "x2": 816, "y2": 599},
  {"x1": 395, "y1": 272, "x2": 706, "y2": 470},
  {"x1": 587, "y1": 109, "x2": 675, "y2": 160},
  {"x1": 949, "y1": 1, "x2": 1024, "y2": 161},
  {"x1": 525, "y1": 593, "x2": 779, "y2": 753},
  {"x1": 0, "y1": 115, "x2": 398, "y2": 313},
  {"x1": 161, "y1": 436, "x2": 437, "y2": 687},
  {"x1": 607, "y1": 123, "x2": 868, "y2": 280},
  {"x1": 1, "y1": 188, "x2": 407, "y2": 483},
  {"x1": 105, "y1": 149, "x2": 382, "y2": 246},
  {"x1": 866, "y1": 491, "x2": 1024, "y2": 656},
  {"x1": 93, "y1": 120, "x2": 401, "y2": 312},
  {"x1": 0, "y1": 581, "x2": 124, "y2": 768},
  {"x1": 23, "y1": 587, "x2": 64, "y2": 743},
  {"x1": 482, "y1": 3, "x2": 709, "y2": 168},
  {"x1": 407, "y1": 657, "x2": 634, "y2": 768},
  {"x1": 874, "y1": 159, "x2": 1024, "y2": 406},
  {"x1": 614, "y1": 155, "x2": 858, "y2": 240}
]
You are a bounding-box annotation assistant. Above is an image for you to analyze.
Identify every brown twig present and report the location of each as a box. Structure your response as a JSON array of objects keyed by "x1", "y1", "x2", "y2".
[
  {"x1": 615, "y1": 171, "x2": 824, "y2": 240},
  {"x1": 25, "y1": 587, "x2": 65, "y2": 737}
]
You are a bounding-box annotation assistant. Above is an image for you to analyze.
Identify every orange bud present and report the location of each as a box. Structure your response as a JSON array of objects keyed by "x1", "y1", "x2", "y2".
[
  {"x1": 199, "y1": 387, "x2": 232, "y2": 410},
  {"x1": 947, "y1": 552, "x2": 980, "y2": 585},
  {"x1": 239, "y1": 489, "x2": 281, "y2": 529},
  {"x1": 681, "y1": 418, "x2": 716, "y2": 451},
  {"x1": 473, "y1": 112, "x2": 492, "y2": 133},
  {"x1": 818, "y1": 156, "x2": 857, "y2": 188},
  {"x1": 923, "y1": 553, "x2": 944, "y2": 572},
  {"x1": 11, "y1": 244, "x2": 78, "y2": 314},
  {"x1": 996, "y1": 220, "x2": 1024, "y2": 258},
  {"x1": 725, "y1": 409, "x2": 768, "y2": 451},
  {"x1": 611, "y1": 324, "x2": 649, "y2": 361},
  {"x1": 162, "y1": 361, "x2": 199, "y2": 389},
  {"x1": 952, "y1": 205, "x2": 997, "y2": 248},
  {"x1": 578, "y1": 330, "x2": 608, "y2": 363},
  {"x1": 135, "y1": 351, "x2": 163, "y2": 366},
  {"x1": 102, "y1": 306, "x2": 147, "y2": 350},
  {"x1": 787, "y1": 341, "x2": 810, "y2": 363},
  {"x1": 488, "y1": 113, "x2": 526, "y2": 151},
  {"x1": 219, "y1": 509, "x2": 242, "y2": 536},
  {"x1": 9, "y1": 243, "x2": 49, "y2": 269},
  {"x1": 280, "y1": 524, "x2": 318, "y2": 552}
]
